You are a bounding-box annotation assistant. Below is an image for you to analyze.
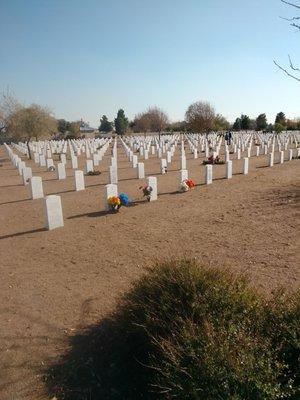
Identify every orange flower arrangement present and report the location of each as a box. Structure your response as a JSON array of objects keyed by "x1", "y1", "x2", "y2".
[{"x1": 185, "y1": 179, "x2": 195, "y2": 189}]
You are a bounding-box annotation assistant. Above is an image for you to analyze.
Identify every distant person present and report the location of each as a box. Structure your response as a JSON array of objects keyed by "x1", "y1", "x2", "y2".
[
  {"x1": 228, "y1": 131, "x2": 232, "y2": 145},
  {"x1": 225, "y1": 131, "x2": 232, "y2": 145}
]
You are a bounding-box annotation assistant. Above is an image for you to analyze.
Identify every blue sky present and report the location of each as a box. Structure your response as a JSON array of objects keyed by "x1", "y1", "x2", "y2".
[{"x1": 0, "y1": 0, "x2": 299, "y2": 127}]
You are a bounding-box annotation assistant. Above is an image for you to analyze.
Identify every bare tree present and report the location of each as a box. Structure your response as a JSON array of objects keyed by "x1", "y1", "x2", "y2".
[
  {"x1": 0, "y1": 89, "x2": 21, "y2": 134},
  {"x1": 133, "y1": 112, "x2": 152, "y2": 133},
  {"x1": 274, "y1": 0, "x2": 300, "y2": 81},
  {"x1": 133, "y1": 107, "x2": 168, "y2": 138},
  {"x1": 185, "y1": 101, "x2": 215, "y2": 133}
]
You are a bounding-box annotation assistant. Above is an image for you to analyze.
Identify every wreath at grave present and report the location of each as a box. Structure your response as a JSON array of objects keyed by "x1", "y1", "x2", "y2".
[
  {"x1": 180, "y1": 179, "x2": 195, "y2": 192},
  {"x1": 48, "y1": 166, "x2": 55, "y2": 171},
  {"x1": 203, "y1": 155, "x2": 225, "y2": 165},
  {"x1": 140, "y1": 185, "x2": 153, "y2": 202},
  {"x1": 107, "y1": 193, "x2": 129, "y2": 212}
]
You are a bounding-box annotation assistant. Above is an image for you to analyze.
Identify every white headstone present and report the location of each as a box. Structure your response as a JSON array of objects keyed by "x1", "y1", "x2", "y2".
[
  {"x1": 30, "y1": 176, "x2": 44, "y2": 199},
  {"x1": 57, "y1": 162, "x2": 66, "y2": 180},
  {"x1": 243, "y1": 157, "x2": 249, "y2": 174},
  {"x1": 71, "y1": 156, "x2": 78, "y2": 169},
  {"x1": 109, "y1": 165, "x2": 118, "y2": 184},
  {"x1": 18, "y1": 161, "x2": 26, "y2": 176},
  {"x1": 180, "y1": 169, "x2": 188, "y2": 182},
  {"x1": 137, "y1": 162, "x2": 145, "y2": 179},
  {"x1": 280, "y1": 151, "x2": 284, "y2": 164},
  {"x1": 226, "y1": 160, "x2": 232, "y2": 179},
  {"x1": 288, "y1": 149, "x2": 293, "y2": 161},
  {"x1": 256, "y1": 146, "x2": 260, "y2": 157},
  {"x1": 132, "y1": 155, "x2": 138, "y2": 168},
  {"x1": 225, "y1": 151, "x2": 230, "y2": 163},
  {"x1": 44, "y1": 195, "x2": 64, "y2": 230},
  {"x1": 167, "y1": 151, "x2": 172, "y2": 163},
  {"x1": 268, "y1": 153, "x2": 274, "y2": 167},
  {"x1": 104, "y1": 184, "x2": 118, "y2": 210},
  {"x1": 22, "y1": 167, "x2": 32, "y2": 185},
  {"x1": 93, "y1": 154, "x2": 100, "y2": 166},
  {"x1": 34, "y1": 153, "x2": 40, "y2": 163},
  {"x1": 205, "y1": 165, "x2": 213, "y2": 185},
  {"x1": 147, "y1": 176, "x2": 157, "y2": 201},
  {"x1": 46, "y1": 158, "x2": 54, "y2": 169},
  {"x1": 160, "y1": 158, "x2": 167, "y2": 174},
  {"x1": 74, "y1": 170, "x2": 85, "y2": 191},
  {"x1": 60, "y1": 154, "x2": 67, "y2": 164},
  {"x1": 85, "y1": 159, "x2": 94, "y2": 173},
  {"x1": 181, "y1": 155, "x2": 186, "y2": 170},
  {"x1": 39, "y1": 155, "x2": 46, "y2": 167}
]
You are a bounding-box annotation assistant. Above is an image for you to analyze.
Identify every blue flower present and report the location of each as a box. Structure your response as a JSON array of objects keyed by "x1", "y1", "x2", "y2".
[{"x1": 119, "y1": 193, "x2": 129, "y2": 206}]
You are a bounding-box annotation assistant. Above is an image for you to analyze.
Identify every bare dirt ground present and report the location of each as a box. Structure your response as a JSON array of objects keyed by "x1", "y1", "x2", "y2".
[{"x1": 0, "y1": 142, "x2": 299, "y2": 399}]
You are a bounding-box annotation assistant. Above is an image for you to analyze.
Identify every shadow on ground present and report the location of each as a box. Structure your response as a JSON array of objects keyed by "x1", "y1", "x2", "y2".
[{"x1": 45, "y1": 312, "x2": 152, "y2": 400}]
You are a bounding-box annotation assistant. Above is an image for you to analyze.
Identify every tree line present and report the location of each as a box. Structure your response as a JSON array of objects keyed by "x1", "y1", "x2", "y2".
[
  {"x1": 1, "y1": 91, "x2": 299, "y2": 142},
  {"x1": 98, "y1": 104, "x2": 299, "y2": 135}
]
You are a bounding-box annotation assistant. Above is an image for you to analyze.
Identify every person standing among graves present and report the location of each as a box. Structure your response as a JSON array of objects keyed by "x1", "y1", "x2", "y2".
[
  {"x1": 225, "y1": 131, "x2": 232, "y2": 145},
  {"x1": 225, "y1": 131, "x2": 229, "y2": 144},
  {"x1": 228, "y1": 130, "x2": 232, "y2": 145}
]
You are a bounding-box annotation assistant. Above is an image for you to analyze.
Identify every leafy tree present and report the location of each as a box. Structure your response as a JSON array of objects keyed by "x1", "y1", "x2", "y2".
[
  {"x1": 232, "y1": 117, "x2": 241, "y2": 131},
  {"x1": 240, "y1": 114, "x2": 251, "y2": 130},
  {"x1": 99, "y1": 115, "x2": 113, "y2": 133},
  {"x1": 69, "y1": 121, "x2": 81, "y2": 137},
  {"x1": 8, "y1": 104, "x2": 57, "y2": 140},
  {"x1": 114, "y1": 109, "x2": 128, "y2": 136},
  {"x1": 213, "y1": 114, "x2": 230, "y2": 131},
  {"x1": 286, "y1": 118, "x2": 298, "y2": 130},
  {"x1": 57, "y1": 119, "x2": 71, "y2": 133},
  {"x1": 274, "y1": 122, "x2": 285, "y2": 133},
  {"x1": 275, "y1": 112, "x2": 286, "y2": 125},
  {"x1": 256, "y1": 113, "x2": 268, "y2": 131},
  {"x1": 185, "y1": 101, "x2": 215, "y2": 133}
]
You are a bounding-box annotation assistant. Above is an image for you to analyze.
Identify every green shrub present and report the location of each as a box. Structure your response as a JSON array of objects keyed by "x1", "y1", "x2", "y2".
[
  {"x1": 118, "y1": 260, "x2": 299, "y2": 399},
  {"x1": 47, "y1": 260, "x2": 299, "y2": 400}
]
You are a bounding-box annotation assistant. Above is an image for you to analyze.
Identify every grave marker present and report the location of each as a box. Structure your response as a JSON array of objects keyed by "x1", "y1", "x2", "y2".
[
  {"x1": 74, "y1": 170, "x2": 85, "y2": 191},
  {"x1": 226, "y1": 160, "x2": 232, "y2": 179},
  {"x1": 57, "y1": 162, "x2": 66, "y2": 180},
  {"x1": 205, "y1": 165, "x2": 213, "y2": 184},
  {"x1": 44, "y1": 195, "x2": 64, "y2": 230},
  {"x1": 137, "y1": 162, "x2": 145, "y2": 179},
  {"x1": 147, "y1": 176, "x2": 157, "y2": 201},
  {"x1": 243, "y1": 157, "x2": 249, "y2": 174},
  {"x1": 104, "y1": 184, "x2": 118, "y2": 210},
  {"x1": 30, "y1": 176, "x2": 44, "y2": 199}
]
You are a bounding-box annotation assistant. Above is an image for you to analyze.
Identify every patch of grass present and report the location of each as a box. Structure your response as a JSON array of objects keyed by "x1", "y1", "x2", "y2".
[{"x1": 46, "y1": 260, "x2": 299, "y2": 399}]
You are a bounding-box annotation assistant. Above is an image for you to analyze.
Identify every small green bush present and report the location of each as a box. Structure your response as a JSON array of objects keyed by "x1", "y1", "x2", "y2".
[
  {"x1": 47, "y1": 260, "x2": 299, "y2": 400},
  {"x1": 118, "y1": 260, "x2": 299, "y2": 399}
]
